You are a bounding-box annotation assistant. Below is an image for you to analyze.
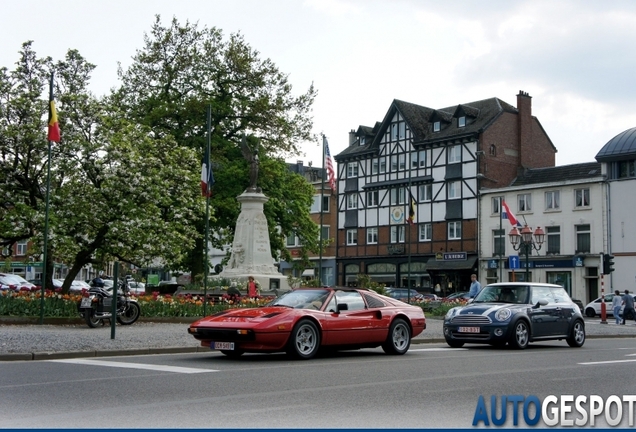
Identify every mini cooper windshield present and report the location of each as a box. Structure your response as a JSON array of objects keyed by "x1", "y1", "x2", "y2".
[{"x1": 472, "y1": 285, "x2": 530, "y2": 304}]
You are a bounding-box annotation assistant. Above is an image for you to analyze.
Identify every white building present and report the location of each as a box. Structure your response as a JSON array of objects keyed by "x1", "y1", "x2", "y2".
[{"x1": 479, "y1": 162, "x2": 606, "y2": 303}]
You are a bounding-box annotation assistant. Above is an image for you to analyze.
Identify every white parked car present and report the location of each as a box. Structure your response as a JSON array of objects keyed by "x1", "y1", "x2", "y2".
[
  {"x1": 0, "y1": 273, "x2": 36, "y2": 290},
  {"x1": 127, "y1": 281, "x2": 146, "y2": 295},
  {"x1": 70, "y1": 280, "x2": 91, "y2": 292},
  {"x1": 584, "y1": 293, "x2": 635, "y2": 318}
]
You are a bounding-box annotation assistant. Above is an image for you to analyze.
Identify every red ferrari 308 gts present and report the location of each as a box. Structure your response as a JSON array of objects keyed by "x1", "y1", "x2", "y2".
[{"x1": 188, "y1": 287, "x2": 426, "y2": 360}]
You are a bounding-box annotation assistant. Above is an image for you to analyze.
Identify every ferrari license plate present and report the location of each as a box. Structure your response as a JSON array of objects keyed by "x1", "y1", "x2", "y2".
[
  {"x1": 80, "y1": 298, "x2": 92, "y2": 308},
  {"x1": 458, "y1": 327, "x2": 480, "y2": 333},
  {"x1": 212, "y1": 342, "x2": 234, "y2": 351}
]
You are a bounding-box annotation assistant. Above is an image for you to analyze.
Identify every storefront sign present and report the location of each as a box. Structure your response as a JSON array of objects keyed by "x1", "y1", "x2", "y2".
[
  {"x1": 387, "y1": 245, "x2": 405, "y2": 255},
  {"x1": 442, "y1": 252, "x2": 467, "y2": 261}
]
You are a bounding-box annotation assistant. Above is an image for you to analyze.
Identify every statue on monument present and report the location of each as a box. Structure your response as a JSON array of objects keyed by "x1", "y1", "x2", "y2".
[{"x1": 240, "y1": 135, "x2": 261, "y2": 192}]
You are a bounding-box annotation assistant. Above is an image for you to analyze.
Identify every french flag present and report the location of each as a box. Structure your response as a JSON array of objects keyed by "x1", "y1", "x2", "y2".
[{"x1": 501, "y1": 200, "x2": 521, "y2": 227}]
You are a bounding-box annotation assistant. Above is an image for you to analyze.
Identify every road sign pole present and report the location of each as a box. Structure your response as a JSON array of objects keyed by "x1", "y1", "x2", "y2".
[{"x1": 600, "y1": 273, "x2": 607, "y2": 324}]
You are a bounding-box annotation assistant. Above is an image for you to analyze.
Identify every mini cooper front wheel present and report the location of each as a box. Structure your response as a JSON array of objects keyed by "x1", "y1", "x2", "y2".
[
  {"x1": 566, "y1": 320, "x2": 585, "y2": 347},
  {"x1": 445, "y1": 338, "x2": 465, "y2": 348},
  {"x1": 509, "y1": 320, "x2": 529, "y2": 349}
]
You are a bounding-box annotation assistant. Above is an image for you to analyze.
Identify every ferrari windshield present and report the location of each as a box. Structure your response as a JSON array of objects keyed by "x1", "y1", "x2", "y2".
[
  {"x1": 269, "y1": 289, "x2": 331, "y2": 310},
  {"x1": 473, "y1": 285, "x2": 530, "y2": 305}
]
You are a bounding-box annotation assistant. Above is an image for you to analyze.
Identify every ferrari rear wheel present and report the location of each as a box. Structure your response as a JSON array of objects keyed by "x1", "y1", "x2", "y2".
[
  {"x1": 382, "y1": 318, "x2": 411, "y2": 355},
  {"x1": 287, "y1": 319, "x2": 320, "y2": 360}
]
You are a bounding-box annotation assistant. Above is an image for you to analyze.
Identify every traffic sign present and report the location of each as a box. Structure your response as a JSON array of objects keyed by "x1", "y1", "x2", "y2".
[{"x1": 509, "y1": 255, "x2": 520, "y2": 269}]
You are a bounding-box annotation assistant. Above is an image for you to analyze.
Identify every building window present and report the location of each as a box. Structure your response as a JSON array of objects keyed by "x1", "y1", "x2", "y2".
[
  {"x1": 448, "y1": 221, "x2": 462, "y2": 240},
  {"x1": 310, "y1": 195, "x2": 329, "y2": 213},
  {"x1": 360, "y1": 136, "x2": 366, "y2": 146},
  {"x1": 615, "y1": 160, "x2": 636, "y2": 178},
  {"x1": 433, "y1": 121, "x2": 441, "y2": 132},
  {"x1": 545, "y1": 190, "x2": 560, "y2": 211},
  {"x1": 458, "y1": 116, "x2": 466, "y2": 127},
  {"x1": 286, "y1": 234, "x2": 301, "y2": 247},
  {"x1": 546, "y1": 226, "x2": 560, "y2": 255},
  {"x1": 398, "y1": 154, "x2": 406, "y2": 171},
  {"x1": 391, "y1": 225, "x2": 405, "y2": 243},
  {"x1": 418, "y1": 150, "x2": 427, "y2": 168},
  {"x1": 367, "y1": 190, "x2": 379, "y2": 207},
  {"x1": 419, "y1": 223, "x2": 432, "y2": 242},
  {"x1": 489, "y1": 144, "x2": 497, "y2": 156},
  {"x1": 16, "y1": 241, "x2": 27, "y2": 256},
  {"x1": 492, "y1": 196, "x2": 502, "y2": 215},
  {"x1": 518, "y1": 193, "x2": 532, "y2": 212},
  {"x1": 493, "y1": 229, "x2": 505, "y2": 256},
  {"x1": 419, "y1": 184, "x2": 432, "y2": 202},
  {"x1": 347, "y1": 193, "x2": 358, "y2": 209},
  {"x1": 347, "y1": 162, "x2": 358, "y2": 178},
  {"x1": 448, "y1": 181, "x2": 461, "y2": 199},
  {"x1": 575, "y1": 224, "x2": 591, "y2": 253},
  {"x1": 367, "y1": 227, "x2": 378, "y2": 244},
  {"x1": 390, "y1": 187, "x2": 406, "y2": 205},
  {"x1": 320, "y1": 226, "x2": 330, "y2": 240},
  {"x1": 379, "y1": 158, "x2": 386, "y2": 173},
  {"x1": 391, "y1": 124, "x2": 398, "y2": 140},
  {"x1": 390, "y1": 155, "x2": 398, "y2": 172},
  {"x1": 399, "y1": 122, "x2": 406, "y2": 139},
  {"x1": 372, "y1": 159, "x2": 379, "y2": 175},
  {"x1": 346, "y1": 229, "x2": 358, "y2": 245},
  {"x1": 575, "y1": 188, "x2": 590, "y2": 208},
  {"x1": 448, "y1": 145, "x2": 461, "y2": 163}
]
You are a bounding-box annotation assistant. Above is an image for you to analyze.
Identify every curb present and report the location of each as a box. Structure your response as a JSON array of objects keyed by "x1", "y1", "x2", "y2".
[{"x1": 0, "y1": 334, "x2": 631, "y2": 362}]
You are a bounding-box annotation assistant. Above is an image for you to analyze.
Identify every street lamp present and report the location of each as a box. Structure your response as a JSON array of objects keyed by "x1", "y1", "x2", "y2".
[{"x1": 508, "y1": 224, "x2": 545, "y2": 282}]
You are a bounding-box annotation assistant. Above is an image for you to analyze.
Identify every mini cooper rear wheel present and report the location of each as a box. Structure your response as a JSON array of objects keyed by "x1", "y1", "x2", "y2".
[
  {"x1": 382, "y1": 318, "x2": 411, "y2": 355},
  {"x1": 566, "y1": 320, "x2": 585, "y2": 347},
  {"x1": 287, "y1": 319, "x2": 320, "y2": 360},
  {"x1": 509, "y1": 320, "x2": 529, "y2": 349},
  {"x1": 445, "y1": 338, "x2": 465, "y2": 348}
]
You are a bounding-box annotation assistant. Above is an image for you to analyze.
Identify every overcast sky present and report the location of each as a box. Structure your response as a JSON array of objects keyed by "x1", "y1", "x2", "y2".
[{"x1": 3, "y1": 0, "x2": 636, "y2": 168}]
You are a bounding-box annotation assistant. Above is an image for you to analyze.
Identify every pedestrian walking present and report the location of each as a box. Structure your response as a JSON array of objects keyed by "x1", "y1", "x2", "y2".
[
  {"x1": 621, "y1": 289, "x2": 636, "y2": 325},
  {"x1": 468, "y1": 274, "x2": 481, "y2": 299},
  {"x1": 247, "y1": 276, "x2": 260, "y2": 298},
  {"x1": 612, "y1": 290, "x2": 622, "y2": 324}
]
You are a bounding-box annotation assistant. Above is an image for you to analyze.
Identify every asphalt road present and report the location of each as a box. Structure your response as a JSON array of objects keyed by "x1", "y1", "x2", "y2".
[{"x1": 2, "y1": 337, "x2": 636, "y2": 428}]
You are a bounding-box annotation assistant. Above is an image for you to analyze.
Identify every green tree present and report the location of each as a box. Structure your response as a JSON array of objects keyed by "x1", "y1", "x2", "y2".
[{"x1": 113, "y1": 16, "x2": 319, "y2": 276}]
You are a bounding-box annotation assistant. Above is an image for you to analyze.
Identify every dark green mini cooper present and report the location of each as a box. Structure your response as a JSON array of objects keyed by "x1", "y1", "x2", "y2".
[{"x1": 443, "y1": 282, "x2": 585, "y2": 349}]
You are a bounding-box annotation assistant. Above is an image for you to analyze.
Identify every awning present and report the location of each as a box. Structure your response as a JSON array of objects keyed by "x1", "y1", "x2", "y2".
[
  {"x1": 301, "y1": 269, "x2": 315, "y2": 277},
  {"x1": 370, "y1": 276, "x2": 396, "y2": 284},
  {"x1": 425, "y1": 257, "x2": 478, "y2": 271}
]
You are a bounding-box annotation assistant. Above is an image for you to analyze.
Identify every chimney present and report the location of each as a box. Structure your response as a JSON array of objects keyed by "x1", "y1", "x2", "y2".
[
  {"x1": 517, "y1": 90, "x2": 532, "y2": 168},
  {"x1": 296, "y1": 160, "x2": 304, "y2": 175},
  {"x1": 349, "y1": 129, "x2": 357, "y2": 146}
]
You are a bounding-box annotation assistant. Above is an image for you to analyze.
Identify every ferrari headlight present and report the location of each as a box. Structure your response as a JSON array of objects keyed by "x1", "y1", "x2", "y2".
[{"x1": 495, "y1": 308, "x2": 512, "y2": 322}]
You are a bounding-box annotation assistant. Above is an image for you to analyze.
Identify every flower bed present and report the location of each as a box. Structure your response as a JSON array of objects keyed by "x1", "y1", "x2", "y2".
[{"x1": 0, "y1": 288, "x2": 274, "y2": 319}]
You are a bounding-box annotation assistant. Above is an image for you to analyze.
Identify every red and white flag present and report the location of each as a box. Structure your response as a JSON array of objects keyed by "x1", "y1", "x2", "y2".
[
  {"x1": 501, "y1": 199, "x2": 521, "y2": 227},
  {"x1": 324, "y1": 136, "x2": 336, "y2": 192}
]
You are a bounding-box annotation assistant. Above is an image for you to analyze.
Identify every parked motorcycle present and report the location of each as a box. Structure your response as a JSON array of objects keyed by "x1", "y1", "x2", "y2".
[{"x1": 78, "y1": 277, "x2": 141, "y2": 328}]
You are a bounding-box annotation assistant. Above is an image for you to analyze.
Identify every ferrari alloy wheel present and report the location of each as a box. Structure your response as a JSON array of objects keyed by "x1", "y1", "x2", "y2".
[
  {"x1": 382, "y1": 318, "x2": 411, "y2": 355},
  {"x1": 509, "y1": 320, "x2": 529, "y2": 349},
  {"x1": 287, "y1": 319, "x2": 321, "y2": 360},
  {"x1": 117, "y1": 302, "x2": 140, "y2": 325},
  {"x1": 566, "y1": 320, "x2": 586, "y2": 348}
]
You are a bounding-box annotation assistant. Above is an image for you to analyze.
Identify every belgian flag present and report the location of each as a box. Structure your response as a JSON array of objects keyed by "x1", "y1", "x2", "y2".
[{"x1": 47, "y1": 73, "x2": 60, "y2": 143}]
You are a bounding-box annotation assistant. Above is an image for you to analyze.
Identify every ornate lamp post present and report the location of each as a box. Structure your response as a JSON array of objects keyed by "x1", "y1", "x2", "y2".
[{"x1": 508, "y1": 225, "x2": 545, "y2": 282}]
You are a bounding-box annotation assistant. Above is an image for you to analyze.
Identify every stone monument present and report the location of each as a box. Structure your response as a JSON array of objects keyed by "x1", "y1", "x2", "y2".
[{"x1": 218, "y1": 136, "x2": 290, "y2": 293}]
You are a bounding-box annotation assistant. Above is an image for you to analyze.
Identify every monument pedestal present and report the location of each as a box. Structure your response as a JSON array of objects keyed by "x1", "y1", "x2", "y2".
[{"x1": 218, "y1": 191, "x2": 289, "y2": 293}]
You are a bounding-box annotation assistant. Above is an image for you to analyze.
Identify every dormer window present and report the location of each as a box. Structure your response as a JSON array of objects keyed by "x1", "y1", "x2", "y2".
[
  {"x1": 433, "y1": 121, "x2": 441, "y2": 132},
  {"x1": 360, "y1": 137, "x2": 366, "y2": 145},
  {"x1": 458, "y1": 116, "x2": 466, "y2": 127}
]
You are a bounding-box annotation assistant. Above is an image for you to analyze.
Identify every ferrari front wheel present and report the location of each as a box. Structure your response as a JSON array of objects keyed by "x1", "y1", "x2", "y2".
[
  {"x1": 287, "y1": 319, "x2": 320, "y2": 360},
  {"x1": 382, "y1": 318, "x2": 411, "y2": 355}
]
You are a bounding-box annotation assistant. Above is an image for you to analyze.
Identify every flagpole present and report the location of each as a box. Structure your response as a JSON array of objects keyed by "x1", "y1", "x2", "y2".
[
  {"x1": 203, "y1": 105, "x2": 211, "y2": 316},
  {"x1": 318, "y1": 134, "x2": 326, "y2": 285},
  {"x1": 407, "y1": 174, "x2": 412, "y2": 303},
  {"x1": 39, "y1": 72, "x2": 55, "y2": 325},
  {"x1": 499, "y1": 198, "x2": 503, "y2": 282}
]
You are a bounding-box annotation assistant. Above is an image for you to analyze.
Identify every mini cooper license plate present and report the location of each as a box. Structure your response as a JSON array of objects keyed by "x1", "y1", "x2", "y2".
[
  {"x1": 213, "y1": 342, "x2": 234, "y2": 351},
  {"x1": 458, "y1": 326, "x2": 480, "y2": 333},
  {"x1": 80, "y1": 298, "x2": 92, "y2": 308}
]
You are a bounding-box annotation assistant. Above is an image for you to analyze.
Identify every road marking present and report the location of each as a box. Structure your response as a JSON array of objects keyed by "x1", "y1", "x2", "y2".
[
  {"x1": 409, "y1": 347, "x2": 468, "y2": 352},
  {"x1": 49, "y1": 358, "x2": 218, "y2": 374},
  {"x1": 579, "y1": 359, "x2": 636, "y2": 365}
]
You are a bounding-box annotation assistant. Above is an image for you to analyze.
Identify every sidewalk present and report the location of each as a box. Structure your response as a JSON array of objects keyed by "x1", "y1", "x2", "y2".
[{"x1": 0, "y1": 316, "x2": 634, "y2": 361}]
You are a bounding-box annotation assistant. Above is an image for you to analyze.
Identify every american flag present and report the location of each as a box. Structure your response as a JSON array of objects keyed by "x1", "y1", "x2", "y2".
[{"x1": 324, "y1": 136, "x2": 336, "y2": 192}]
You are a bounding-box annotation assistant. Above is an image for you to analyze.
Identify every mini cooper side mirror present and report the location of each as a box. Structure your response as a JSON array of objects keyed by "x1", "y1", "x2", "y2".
[{"x1": 533, "y1": 299, "x2": 549, "y2": 308}]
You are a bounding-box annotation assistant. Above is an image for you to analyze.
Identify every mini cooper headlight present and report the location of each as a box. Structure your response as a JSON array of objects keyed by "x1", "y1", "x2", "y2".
[
  {"x1": 495, "y1": 308, "x2": 512, "y2": 322},
  {"x1": 445, "y1": 307, "x2": 459, "y2": 320}
]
